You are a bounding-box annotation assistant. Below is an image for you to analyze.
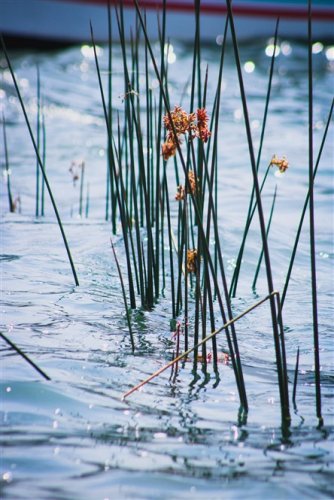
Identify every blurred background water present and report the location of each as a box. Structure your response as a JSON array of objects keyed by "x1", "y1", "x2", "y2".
[{"x1": 1, "y1": 32, "x2": 333, "y2": 499}]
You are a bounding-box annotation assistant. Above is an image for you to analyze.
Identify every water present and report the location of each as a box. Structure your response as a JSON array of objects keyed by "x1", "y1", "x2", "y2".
[{"x1": 1, "y1": 34, "x2": 334, "y2": 499}]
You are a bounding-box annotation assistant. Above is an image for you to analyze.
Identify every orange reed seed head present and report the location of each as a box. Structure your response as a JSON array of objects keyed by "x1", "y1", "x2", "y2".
[
  {"x1": 270, "y1": 155, "x2": 289, "y2": 173},
  {"x1": 163, "y1": 106, "x2": 190, "y2": 135},
  {"x1": 187, "y1": 170, "x2": 198, "y2": 194},
  {"x1": 187, "y1": 249, "x2": 198, "y2": 274},
  {"x1": 163, "y1": 106, "x2": 198, "y2": 137},
  {"x1": 196, "y1": 108, "x2": 209, "y2": 126},
  {"x1": 196, "y1": 108, "x2": 211, "y2": 143},
  {"x1": 175, "y1": 185, "x2": 186, "y2": 201},
  {"x1": 162, "y1": 140, "x2": 177, "y2": 161}
]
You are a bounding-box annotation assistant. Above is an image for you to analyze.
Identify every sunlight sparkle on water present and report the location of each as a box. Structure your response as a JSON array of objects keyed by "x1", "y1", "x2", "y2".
[
  {"x1": 325, "y1": 46, "x2": 334, "y2": 61},
  {"x1": 164, "y1": 43, "x2": 176, "y2": 64},
  {"x1": 2, "y1": 472, "x2": 12, "y2": 483},
  {"x1": 265, "y1": 43, "x2": 280, "y2": 57},
  {"x1": 312, "y1": 42, "x2": 324, "y2": 54},
  {"x1": 81, "y1": 44, "x2": 102, "y2": 58},
  {"x1": 244, "y1": 61, "x2": 255, "y2": 73},
  {"x1": 281, "y1": 42, "x2": 292, "y2": 56}
]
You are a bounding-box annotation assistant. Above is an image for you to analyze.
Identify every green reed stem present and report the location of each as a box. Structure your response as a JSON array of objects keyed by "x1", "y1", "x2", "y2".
[
  {"x1": 154, "y1": 0, "x2": 166, "y2": 299},
  {"x1": 35, "y1": 65, "x2": 41, "y2": 217},
  {"x1": 133, "y1": 0, "x2": 248, "y2": 411},
  {"x1": 85, "y1": 183, "x2": 89, "y2": 218},
  {"x1": 163, "y1": 171, "x2": 176, "y2": 318},
  {"x1": 200, "y1": 139, "x2": 248, "y2": 410},
  {"x1": 160, "y1": 178, "x2": 166, "y2": 291},
  {"x1": 202, "y1": 264, "x2": 218, "y2": 367},
  {"x1": 176, "y1": 202, "x2": 186, "y2": 317},
  {"x1": 2, "y1": 113, "x2": 15, "y2": 212},
  {"x1": 230, "y1": 18, "x2": 279, "y2": 298},
  {"x1": 292, "y1": 347, "x2": 300, "y2": 408},
  {"x1": 41, "y1": 99, "x2": 46, "y2": 216},
  {"x1": 116, "y1": 7, "x2": 150, "y2": 307},
  {"x1": 79, "y1": 161, "x2": 85, "y2": 217},
  {"x1": 307, "y1": 0, "x2": 322, "y2": 424},
  {"x1": 90, "y1": 23, "x2": 136, "y2": 307},
  {"x1": 111, "y1": 241, "x2": 135, "y2": 352},
  {"x1": 115, "y1": 118, "x2": 140, "y2": 296},
  {"x1": 281, "y1": 98, "x2": 333, "y2": 308},
  {"x1": 225, "y1": 0, "x2": 290, "y2": 424},
  {"x1": 184, "y1": 199, "x2": 189, "y2": 351},
  {"x1": 252, "y1": 185, "x2": 277, "y2": 291},
  {"x1": 1, "y1": 36, "x2": 79, "y2": 286},
  {"x1": 195, "y1": 0, "x2": 202, "y2": 109},
  {"x1": 0, "y1": 331, "x2": 50, "y2": 380},
  {"x1": 107, "y1": 2, "x2": 116, "y2": 230},
  {"x1": 205, "y1": 16, "x2": 229, "y2": 284},
  {"x1": 275, "y1": 292, "x2": 289, "y2": 417}
]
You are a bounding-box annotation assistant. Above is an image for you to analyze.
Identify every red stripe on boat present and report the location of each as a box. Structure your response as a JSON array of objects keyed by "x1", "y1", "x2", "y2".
[{"x1": 64, "y1": 0, "x2": 334, "y2": 21}]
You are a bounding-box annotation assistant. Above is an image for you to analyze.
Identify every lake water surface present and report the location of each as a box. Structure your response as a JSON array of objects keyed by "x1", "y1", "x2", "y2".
[{"x1": 1, "y1": 29, "x2": 334, "y2": 499}]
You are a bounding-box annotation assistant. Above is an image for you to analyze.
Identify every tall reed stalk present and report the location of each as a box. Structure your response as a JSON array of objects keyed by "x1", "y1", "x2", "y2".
[
  {"x1": 132, "y1": 0, "x2": 248, "y2": 412},
  {"x1": 0, "y1": 332, "x2": 50, "y2": 380},
  {"x1": 307, "y1": 0, "x2": 322, "y2": 424},
  {"x1": 281, "y1": 98, "x2": 333, "y2": 307},
  {"x1": 2, "y1": 113, "x2": 15, "y2": 212},
  {"x1": 35, "y1": 66, "x2": 41, "y2": 217},
  {"x1": 229, "y1": 19, "x2": 279, "y2": 298},
  {"x1": 225, "y1": 0, "x2": 290, "y2": 424},
  {"x1": 1, "y1": 36, "x2": 79, "y2": 286},
  {"x1": 90, "y1": 23, "x2": 136, "y2": 308}
]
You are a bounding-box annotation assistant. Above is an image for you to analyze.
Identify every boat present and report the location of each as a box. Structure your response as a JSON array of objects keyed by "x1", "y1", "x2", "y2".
[{"x1": 1, "y1": 0, "x2": 333, "y2": 46}]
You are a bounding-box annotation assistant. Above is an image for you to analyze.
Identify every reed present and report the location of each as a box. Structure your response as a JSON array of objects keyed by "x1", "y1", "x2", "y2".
[
  {"x1": 307, "y1": 0, "x2": 322, "y2": 425},
  {"x1": 35, "y1": 65, "x2": 41, "y2": 217},
  {"x1": 79, "y1": 161, "x2": 85, "y2": 218},
  {"x1": 85, "y1": 183, "x2": 90, "y2": 218},
  {"x1": 252, "y1": 186, "x2": 277, "y2": 291},
  {"x1": 225, "y1": 0, "x2": 290, "y2": 423},
  {"x1": 111, "y1": 240, "x2": 135, "y2": 351},
  {"x1": 2, "y1": 113, "x2": 15, "y2": 212},
  {"x1": 281, "y1": 98, "x2": 333, "y2": 307},
  {"x1": 40, "y1": 97, "x2": 46, "y2": 216},
  {"x1": 8, "y1": 0, "x2": 328, "y2": 424},
  {"x1": 229, "y1": 19, "x2": 279, "y2": 298},
  {"x1": 90, "y1": 22, "x2": 136, "y2": 308},
  {"x1": 1, "y1": 36, "x2": 79, "y2": 287},
  {"x1": 133, "y1": 0, "x2": 248, "y2": 412},
  {"x1": 0, "y1": 332, "x2": 50, "y2": 381},
  {"x1": 122, "y1": 291, "x2": 279, "y2": 400},
  {"x1": 292, "y1": 347, "x2": 300, "y2": 409}
]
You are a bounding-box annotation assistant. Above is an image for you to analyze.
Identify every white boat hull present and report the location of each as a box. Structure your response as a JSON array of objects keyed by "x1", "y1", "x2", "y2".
[{"x1": 1, "y1": 0, "x2": 333, "y2": 45}]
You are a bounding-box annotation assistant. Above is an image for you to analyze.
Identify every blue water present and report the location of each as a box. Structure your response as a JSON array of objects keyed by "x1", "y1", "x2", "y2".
[{"x1": 1, "y1": 32, "x2": 334, "y2": 499}]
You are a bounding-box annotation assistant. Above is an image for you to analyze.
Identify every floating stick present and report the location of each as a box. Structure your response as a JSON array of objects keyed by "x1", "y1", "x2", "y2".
[{"x1": 122, "y1": 291, "x2": 279, "y2": 400}]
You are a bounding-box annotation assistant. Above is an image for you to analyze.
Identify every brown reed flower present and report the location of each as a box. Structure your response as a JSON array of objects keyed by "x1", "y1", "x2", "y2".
[
  {"x1": 196, "y1": 108, "x2": 211, "y2": 143},
  {"x1": 187, "y1": 249, "x2": 198, "y2": 274},
  {"x1": 175, "y1": 185, "x2": 185, "y2": 201},
  {"x1": 163, "y1": 105, "x2": 195, "y2": 136},
  {"x1": 175, "y1": 171, "x2": 198, "y2": 201},
  {"x1": 187, "y1": 170, "x2": 197, "y2": 195},
  {"x1": 270, "y1": 155, "x2": 289, "y2": 173},
  {"x1": 161, "y1": 140, "x2": 177, "y2": 161},
  {"x1": 162, "y1": 106, "x2": 211, "y2": 161}
]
